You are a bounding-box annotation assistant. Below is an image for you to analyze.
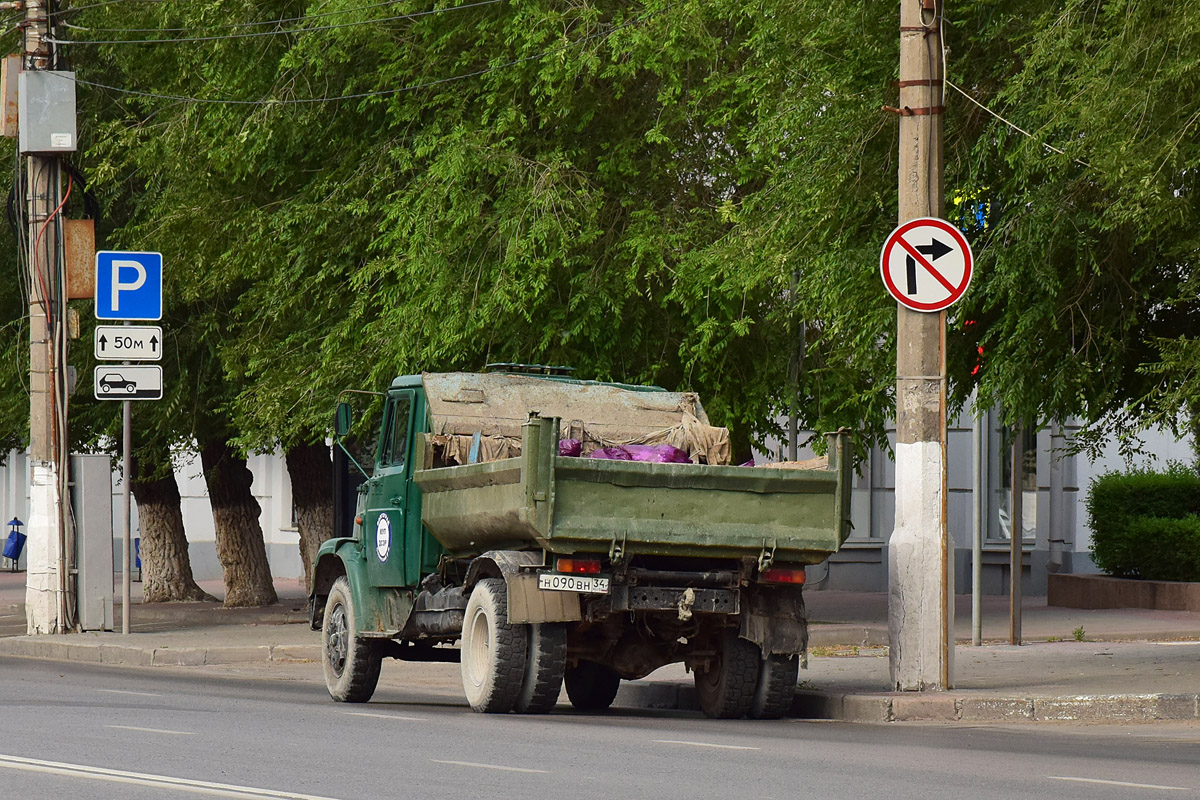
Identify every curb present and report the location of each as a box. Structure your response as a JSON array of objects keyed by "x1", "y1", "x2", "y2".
[
  {"x1": 0, "y1": 637, "x2": 320, "y2": 666},
  {"x1": 3, "y1": 637, "x2": 1198, "y2": 723},
  {"x1": 791, "y1": 689, "x2": 1200, "y2": 723}
]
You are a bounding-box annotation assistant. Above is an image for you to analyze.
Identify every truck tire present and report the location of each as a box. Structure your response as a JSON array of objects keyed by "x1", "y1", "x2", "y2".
[
  {"x1": 749, "y1": 654, "x2": 799, "y2": 719},
  {"x1": 461, "y1": 578, "x2": 528, "y2": 713},
  {"x1": 514, "y1": 623, "x2": 567, "y2": 714},
  {"x1": 322, "y1": 576, "x2": 382, "y2": 703},
  {"x1": 695, "y1": 631, "x2": 759, "y2": 719},
  {"x1": 564, "y1": 660, "x2": 621, "y2": 712}
]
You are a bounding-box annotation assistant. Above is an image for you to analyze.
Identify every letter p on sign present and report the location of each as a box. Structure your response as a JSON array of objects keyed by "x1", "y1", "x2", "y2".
[{"x1": 95, "y1": 251, "x2": 163, "y2": 321}]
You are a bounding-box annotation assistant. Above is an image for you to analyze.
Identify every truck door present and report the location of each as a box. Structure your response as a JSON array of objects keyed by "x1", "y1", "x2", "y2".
[{"x1": 365, "y1": 390, "x2": 415, "y2": 588}]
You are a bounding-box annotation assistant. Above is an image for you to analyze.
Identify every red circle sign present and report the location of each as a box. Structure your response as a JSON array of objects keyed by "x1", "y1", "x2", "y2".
[{"x1": 880, "y1": 217, "x2": 973, "y2": 312}]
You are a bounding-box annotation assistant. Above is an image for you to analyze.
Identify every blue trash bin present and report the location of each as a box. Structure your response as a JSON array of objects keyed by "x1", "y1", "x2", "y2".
[{"x1": 3, "y1": 530, "x2": 26, "y2": 561}]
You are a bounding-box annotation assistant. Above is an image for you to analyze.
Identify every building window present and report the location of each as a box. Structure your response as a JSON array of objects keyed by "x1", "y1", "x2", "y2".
[{"x1": 988, "y1": 415, "x2": 1036, "y2": 543}]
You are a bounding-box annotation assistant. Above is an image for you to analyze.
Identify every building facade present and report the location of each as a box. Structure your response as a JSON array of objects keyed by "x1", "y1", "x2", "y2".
[{"x1": 2, "y1": 409, "x2": 1191, "y2": 594}]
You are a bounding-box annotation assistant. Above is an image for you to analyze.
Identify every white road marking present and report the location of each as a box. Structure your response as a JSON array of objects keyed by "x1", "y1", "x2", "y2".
[
  {"x1": 1154, "y1": 641, "x2": 1200, "y2": 646},
  {"x1": 0, "y1": 753, "x2": 344, "y2": 799},
  {"x1": 653, "y1": 740, "x2": 760, "y2": 751},
  {"x1": 106, "y1": 725, "x2": 195, "y2": 736},
  {"x1": 1049, "y1": 776, "x2": 1191, "y2": 792},
  {"x1": 343, "y1": 711, "x2": 426, "y2": 722},
  {"x1": 432, "y1": 760, "x2": 548, "y2": 774},
  {"x1": 98, "y1": 689, "x2": 163, "y2": 697}
]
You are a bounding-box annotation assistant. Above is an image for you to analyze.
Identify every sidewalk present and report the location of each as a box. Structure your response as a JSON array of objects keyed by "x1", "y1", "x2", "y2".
[{"x1": 2, "y1": 571, "x2": 1199, "y2": 723}]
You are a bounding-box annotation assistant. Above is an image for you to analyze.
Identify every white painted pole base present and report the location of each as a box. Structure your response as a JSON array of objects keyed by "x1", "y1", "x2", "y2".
[
  {"x1": 888, "y1": 441, "x2": 954, "y2": 690},
  {"x1": 24, "y1": 463, "x2": 64, "y2": 634}
]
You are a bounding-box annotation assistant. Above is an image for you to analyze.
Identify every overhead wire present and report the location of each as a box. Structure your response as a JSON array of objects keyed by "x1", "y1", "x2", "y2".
[
  {"x1": 59, "y1": 0, "x2": 441, "y2": 33},
  {"x1": 946, "y1": 80, "x2": 1091, "y2": 169},
  {"x1": 48, "y1": 0, "x2": 509, "y2": 45},
  {"x1": 48, "y1": 9, "x2": 663, "y2": 106},
  {"x1": 53, "y1": 0, "x2": 163, "y2": 13}
]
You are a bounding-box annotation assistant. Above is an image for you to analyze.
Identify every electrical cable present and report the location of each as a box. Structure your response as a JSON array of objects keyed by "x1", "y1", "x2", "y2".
[
  {"x1": 48, "y1": 10, "x2": 662, "y2": 105},
  {"x1": 945, "y1": 79, "x2": 1092, "y2": 169},
  {"x1": 48, "y1": 0, "x2": 508, "y2": 45},
  {"x1": 60, "y1": 0, "x2": 447, "y2": 33},
  {"x1": 53, "y1": 0, "x2": 163, "y2": 13}
]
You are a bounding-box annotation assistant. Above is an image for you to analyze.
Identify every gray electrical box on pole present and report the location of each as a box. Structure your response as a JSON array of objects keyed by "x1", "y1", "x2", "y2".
[
  {"x1": 17, "y1": 70, "x2": 76, "y2": 154},
  {"x1": 72, "y1": 454, "x2": 114, "y2": 631}
]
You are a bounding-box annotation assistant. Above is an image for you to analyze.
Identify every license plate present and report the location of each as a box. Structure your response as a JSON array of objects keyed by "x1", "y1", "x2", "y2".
[{"x1": 537, "y1": 573, "x2": 610, "y2": 594}]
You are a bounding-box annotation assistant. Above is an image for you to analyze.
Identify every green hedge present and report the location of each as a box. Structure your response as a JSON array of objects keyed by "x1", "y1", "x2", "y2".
[{"x1": 1087, "y1": 465, "x2": 1200, "y2": 581}]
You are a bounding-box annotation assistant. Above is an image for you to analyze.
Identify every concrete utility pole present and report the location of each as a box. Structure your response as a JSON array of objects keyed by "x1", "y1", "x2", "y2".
[
  {"x1": 23, "y1": 0, "x2": 68, "y2": 634},
  {"x1": 888, "y1": 0, "x2": 954, "y2": 690}
]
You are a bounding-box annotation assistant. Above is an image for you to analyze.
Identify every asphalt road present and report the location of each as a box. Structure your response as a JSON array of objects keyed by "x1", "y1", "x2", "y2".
[{"x1": 1, "y1": 656, "x2": 1198, "y2": 800}]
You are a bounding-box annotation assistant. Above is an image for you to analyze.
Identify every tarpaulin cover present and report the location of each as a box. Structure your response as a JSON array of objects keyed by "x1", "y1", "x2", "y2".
[{"x1": 423, "y1": 372, "x2": 731, "y2": 465}]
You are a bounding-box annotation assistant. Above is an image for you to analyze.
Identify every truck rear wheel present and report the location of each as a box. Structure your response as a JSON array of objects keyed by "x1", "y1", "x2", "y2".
[
  {"x1": 564, "y1": 660, "x2": 621, "y2": 712},
  {"x1": 514, "y1": 623, "x2": 567, "y2": 714},
  {"x1": 749, "y1": 653, "x2": 799, "y2": 719},
  {"x1": 461, "y1": 578, "x2": 528, "y2": 713},
  {"x1": 695, "y1": 631, "x2": 759, "y2": 719},
  {"x1": 322, "y1": 576, "x2": 382, "y2": 703}
]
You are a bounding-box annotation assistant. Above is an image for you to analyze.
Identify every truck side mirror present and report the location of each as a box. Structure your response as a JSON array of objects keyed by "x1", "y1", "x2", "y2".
[{"x1": 334, "y1": 402, "x2": 354, "y2": 438}]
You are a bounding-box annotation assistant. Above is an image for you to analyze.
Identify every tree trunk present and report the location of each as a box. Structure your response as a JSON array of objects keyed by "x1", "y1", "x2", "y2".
[
  {"x1": 132, "y1": 452, "x2": 213, "y2": 603},
  {"x1": 199, "y1": 438, "x2": 278, "y2": 607},
  {"x1": 285, "y1": 442, "x2": 334, "y2": 592}
]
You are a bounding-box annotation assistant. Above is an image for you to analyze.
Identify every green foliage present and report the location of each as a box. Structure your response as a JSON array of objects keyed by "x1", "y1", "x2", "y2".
[
  {"x1": 0, "y1": 0, "x2": 1193, "y2": 471},
  {"x1": 1120, "y1": 516, "x2": 1200, "y2": 582},
  {"x1": 949, "y1": 0, "x2": 1200, "y2": 433},
  {"x1": 1087, "y1": 465, "x2": 1200, "y2": 579}
]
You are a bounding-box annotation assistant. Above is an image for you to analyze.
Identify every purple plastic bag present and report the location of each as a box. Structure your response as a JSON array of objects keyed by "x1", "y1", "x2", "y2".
[
  {"x1": 558, "y1": 439, "x2": 582, "y2": 457},
  {"x1": 589, "y1": 444, "x2": 692, "y2": 464}
]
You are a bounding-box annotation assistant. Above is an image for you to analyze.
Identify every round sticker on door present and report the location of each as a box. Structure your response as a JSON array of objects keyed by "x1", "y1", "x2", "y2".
[{"x1": 375, "y1": 514, "x2": 391, "y2": 562}]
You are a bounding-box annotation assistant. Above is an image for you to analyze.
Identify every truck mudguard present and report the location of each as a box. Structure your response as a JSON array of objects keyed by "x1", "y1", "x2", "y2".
[
  {"x1": 464, "y1": 549, "x2": 582, "y2": 624},
  {"x1": 740, "y1": 585, "x2": 808, "y2": 656},
  {"x1": 309, "y1": 538, "x2": 415, "y2": 635}
]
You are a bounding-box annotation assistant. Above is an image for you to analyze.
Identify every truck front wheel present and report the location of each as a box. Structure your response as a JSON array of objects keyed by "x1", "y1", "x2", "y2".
[
  {"x1": 322, "y1": 576, "x2": 382, "y2": 703},
  {"x1": 695, "y1": 630, "x2": 758, "y2": 719},
  {"x1": 564, "y1": 660, "x2": 621, "y2": 712},
  {"x1": 461, "y1": 578, "x2": 528, "y2": 713}
]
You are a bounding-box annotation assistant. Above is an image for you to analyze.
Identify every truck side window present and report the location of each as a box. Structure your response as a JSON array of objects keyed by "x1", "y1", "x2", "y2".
[{"x1": 387, "y1": 395, "x2": 412, "y2": 468}]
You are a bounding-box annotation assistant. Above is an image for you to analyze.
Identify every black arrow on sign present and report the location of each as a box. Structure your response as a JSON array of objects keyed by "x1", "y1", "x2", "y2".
[
  {"x1": 905, "y1": 238, "x2": 954, "y2": 295},
  {"x1": 917, "y1": 237, "x2": 953, "y2": 261},
  {"x1": 98, "y1": 334, "x2": 107, "y2": 352},
  {"x1": 150, "y1": 335, "x2": 159, "y2": 353}
]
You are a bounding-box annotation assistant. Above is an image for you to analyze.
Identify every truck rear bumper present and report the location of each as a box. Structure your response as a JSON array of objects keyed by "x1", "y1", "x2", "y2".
[{"x1": 602, "y1": 585, "x2": 739, "y2": 616}]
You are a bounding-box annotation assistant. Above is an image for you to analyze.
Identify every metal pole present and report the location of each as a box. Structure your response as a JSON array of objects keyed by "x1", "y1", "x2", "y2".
[
  {"x1": 122, "y1": 397, "x2": 131, "y2": 635},
  {"x1": 888, "y1": 0, "x2": 952, "y2": 691},
  {"x1": 1009, "y1": 422, "x2": 1023, "y2": 645},
  {"x1": 971, "y1": 393, "x2": 983, "y2": 645},
  {"x1": 121, "y1": 317, "x2": 132, "y2": 635}
]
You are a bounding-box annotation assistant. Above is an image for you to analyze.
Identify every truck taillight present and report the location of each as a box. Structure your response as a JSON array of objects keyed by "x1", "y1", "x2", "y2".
[
  {"x1": 556, "y1": 558, "x2": 602, "y2": 574},
  {"x1": 760, "y1": 567, "x2": 806, "y2": 585}
]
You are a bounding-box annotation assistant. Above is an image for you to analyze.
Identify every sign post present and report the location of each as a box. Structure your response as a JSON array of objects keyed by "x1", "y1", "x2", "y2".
[{"x1": 94, "y1": 251, "x2": 164, "y2": 635}]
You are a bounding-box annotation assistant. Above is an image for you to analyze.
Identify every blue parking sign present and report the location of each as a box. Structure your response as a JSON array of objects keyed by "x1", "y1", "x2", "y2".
[{"x1": 95, "y1": 251, "x2": 163, "y2": 321}]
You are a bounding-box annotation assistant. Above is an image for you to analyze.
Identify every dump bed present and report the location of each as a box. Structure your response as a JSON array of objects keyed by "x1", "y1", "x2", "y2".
[{"x1": 414, "y1": 416, "x2": 853, "y2": 564}]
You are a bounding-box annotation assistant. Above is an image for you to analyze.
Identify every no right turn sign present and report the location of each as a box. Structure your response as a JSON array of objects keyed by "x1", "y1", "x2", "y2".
[{"x1": 880, "y1": 217, "x2": 973, "y2": 312}]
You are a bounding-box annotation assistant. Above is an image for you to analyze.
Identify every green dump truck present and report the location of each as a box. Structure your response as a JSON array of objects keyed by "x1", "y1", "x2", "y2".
[{"x1": 309, "y1": 367, "x2": 853, "y2": 719}]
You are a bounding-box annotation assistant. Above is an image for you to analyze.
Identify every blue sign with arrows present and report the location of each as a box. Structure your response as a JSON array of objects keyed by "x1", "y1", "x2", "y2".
[{"x1": 95, "y1": 251, "x2": 162, "y2": 321}]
